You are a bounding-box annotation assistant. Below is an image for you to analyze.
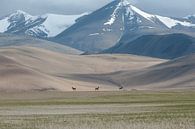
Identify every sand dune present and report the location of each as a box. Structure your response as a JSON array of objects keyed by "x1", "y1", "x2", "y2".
[{"x1": 0, "y1": 46, "x2": 165, "y2": 91}]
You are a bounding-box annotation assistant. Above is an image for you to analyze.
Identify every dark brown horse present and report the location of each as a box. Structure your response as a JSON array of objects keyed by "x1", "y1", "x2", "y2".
[
  {"x1": 72, "y1": 87, "x2": 76, "y2": 91},
  {"x1": 95, "y1": 86, "x2": 99, "y2": 91},
  {"x1": 119, "y1": 86, "x2": 123, "y2": 90}
]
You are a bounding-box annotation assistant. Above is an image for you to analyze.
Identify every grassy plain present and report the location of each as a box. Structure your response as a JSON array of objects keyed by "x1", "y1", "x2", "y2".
[{"x1": 0, "y1": 91, "x2": 194, "y2": 129}]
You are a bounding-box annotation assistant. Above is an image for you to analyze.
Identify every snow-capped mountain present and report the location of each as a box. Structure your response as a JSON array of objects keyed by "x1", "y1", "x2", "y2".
[
  {"x1": 0, "y1": 10, "x2": 32, "y2": 32},
  {"x1": 0, "y1": 10, "x2": 88, "y2": 38},
  {"x1": 185, "y1": 15, "x2": 195, "y2": 24},
  {"x1": 53, "y1": 0, "x2": 195, "y2": 52},
  {"x1": 104, "y1": 1, "x2": 194, "y2": 29},
  {"x1": 1, "y1": 0, "x2": 195, "y2": 53}
]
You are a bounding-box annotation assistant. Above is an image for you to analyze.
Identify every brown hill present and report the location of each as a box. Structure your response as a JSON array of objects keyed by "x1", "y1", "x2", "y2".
[
  {"x1": 73, "y1": 54, "x2": 195, "y2": 90},
  {"x1": 0, "y1": 46, "x2": 165, "y2": 91}
]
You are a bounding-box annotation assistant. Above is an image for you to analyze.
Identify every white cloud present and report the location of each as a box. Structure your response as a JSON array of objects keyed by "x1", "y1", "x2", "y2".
[{"x1": 0, "y1": 0, "x2": 194, "y2": 17}]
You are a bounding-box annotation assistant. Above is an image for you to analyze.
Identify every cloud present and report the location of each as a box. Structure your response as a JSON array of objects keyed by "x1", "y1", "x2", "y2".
[
  {"x1": 0, "y1": 0, "x2": 112, "y2": 16},
  {"x1": 132, "y1": 0, "x2": 195, "y2": 17},
  {"x1": 0, "y1": 0, "x2": 194, "y2": 17}
]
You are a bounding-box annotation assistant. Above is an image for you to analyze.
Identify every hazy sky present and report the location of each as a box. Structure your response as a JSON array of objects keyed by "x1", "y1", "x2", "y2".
[{"x1": 0, "y1": 0, "x2": 194, "y2": 18}]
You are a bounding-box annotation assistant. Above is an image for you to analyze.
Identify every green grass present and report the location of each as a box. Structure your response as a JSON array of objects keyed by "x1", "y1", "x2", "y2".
[
  {"x1": 0, "y1": 91, "x2": 194, "y2": 106},
  {"x1": 0, "y1": 91, "x2": 194, "y2": 129}
]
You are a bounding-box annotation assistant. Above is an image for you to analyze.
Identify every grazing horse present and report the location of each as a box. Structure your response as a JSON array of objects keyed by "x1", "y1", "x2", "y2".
[
  {"x1": 119, "y1": 86, "x2": 123, "y2": 90},
  {"x1": 95, "y1": 86, "x2": 99, "y2": 91},
  {"x1": 72, "y1": 87, "x2": 76, "y2": 91}
]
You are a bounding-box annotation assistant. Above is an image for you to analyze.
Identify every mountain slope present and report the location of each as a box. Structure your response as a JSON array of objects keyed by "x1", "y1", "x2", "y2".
[
  {"x1": 0, "y1": 54, "x2": 68, "y2": 92},
  {"x1": 0, "y1": 46, "x2": 165, "y2": 91},
  {"x1": 53, "y1": 0, "x2": 195, "y2": 52},
  {"x1": 70, "y1": 54, "x2": 195, "y2": 90},
  {"x1": 107, "y1": 54, "x2": 195, "y2": 90},
  {"x1": 103, "y1": 33, "x2": 195, "y2": 59},
  {"x1": 0, "y1": 10, "x2": 87, "y2": 38},
  {"x1": 54, "y1": 0, "x2": 126, "y2": 52},
  {"x1": 0, "y1": 33, "x2": 82, "y2": 54}
]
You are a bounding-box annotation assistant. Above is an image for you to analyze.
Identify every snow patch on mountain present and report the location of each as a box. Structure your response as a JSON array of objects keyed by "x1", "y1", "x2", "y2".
[
  {"x1": 104, "y1": 2, "x2": 122, "y2": 25},
  {"x1": 121, "y1": 0, "x2": 130, "y2": 6},
  {"x1": 130, "y1": 5, "x2": 154, "y2": 21},
  {"x1": 0, "y1": 10, "x2": 88, "y2": 37},
  {"x1": 0, "y1": 17, "x2": 10, "y2": 32},
  {"x1": 43, "y1": 13, "x2": 88, "y2": 37},
  {"x1": 89, "y1": 33, "x2": 100, "y2": 36},
  {"x1": 13, "y1": 10, "x2": 33, "y2": 20},
  {"x1": 139, "y1": 26, "x2": 155, "y2": 29},
  {"x1": 104, "y1": 0, "x2": 134, "y2": 25},
  {"x1": 156, "y1": 15, "x2": 195, "y2": 28},
  {"x1": 29, "y1": 13, "x2": 88, "y2": 37},
  {"x1": 104, "y1": 0, "x2": 155, "y2": 26},
  {"x1": 0, "y1": 10, "x2": 33, "y2": 32}
]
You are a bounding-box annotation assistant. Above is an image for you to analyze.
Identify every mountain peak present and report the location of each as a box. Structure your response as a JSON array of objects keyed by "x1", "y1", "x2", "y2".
[
  {"x1": 11, "y1": 10, "x2": 32, "y2": 17},
  {"x1": 120, "y1": 0, "x2": 131, "y2": 6},
  {"x1": 14, "y1": 10, "x2": 28, "y2": 14},
  {"x1": 9, "y1": 10, "x2": 33, "y2": 20},
  {"x1": 129, "y1": 5, "x2": 154, "y2": 21},
  {"x1": 104, "y1": 0, "x2": 154, "y2": 25},
  {"x1": 113, "y1": 0, "x2": 131, "y2": 7}
]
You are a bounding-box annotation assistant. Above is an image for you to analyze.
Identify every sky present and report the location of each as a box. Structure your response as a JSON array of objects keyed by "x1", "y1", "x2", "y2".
[{"x1": 0, "y1": 0, "x2": 194, "y2": 18}]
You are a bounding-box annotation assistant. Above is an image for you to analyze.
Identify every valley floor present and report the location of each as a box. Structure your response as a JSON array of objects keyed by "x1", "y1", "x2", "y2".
[{"x1": 0, "y1": 91, "x2": 194, "y2": 129}]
